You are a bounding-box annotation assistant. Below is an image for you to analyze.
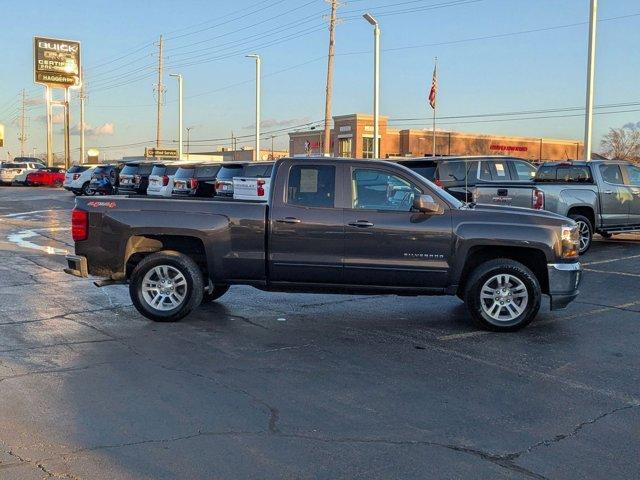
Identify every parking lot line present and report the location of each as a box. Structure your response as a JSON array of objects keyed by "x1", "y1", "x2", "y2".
[
  {"x1": 583, "y1": 267, "x2": 640, "y2": 278},
  {"x1": 582, "y1": 254, "x2": 640, "y2": 266}
]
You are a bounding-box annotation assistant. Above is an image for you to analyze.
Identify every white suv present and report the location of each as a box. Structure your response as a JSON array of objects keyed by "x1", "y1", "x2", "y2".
[
  {"x1": 1, "y1": 162, "x2": 44, "y2": 185},
  {"x1": 63, "y1": 164, "x2": 99, "y2": 195}
]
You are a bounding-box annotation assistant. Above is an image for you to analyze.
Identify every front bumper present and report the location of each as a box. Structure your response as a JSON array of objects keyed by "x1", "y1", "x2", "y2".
[
  {"x1": 548, "y1": 262, "x2": 582, "y2": 310},
  {"x1": 64, "y1": 255, "x2": 88, "y2": 278}
]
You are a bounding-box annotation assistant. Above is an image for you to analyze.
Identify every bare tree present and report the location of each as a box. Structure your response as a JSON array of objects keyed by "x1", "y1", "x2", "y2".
[{"x1": 600, "y1": 127, "x2": 640, "y2": 161}]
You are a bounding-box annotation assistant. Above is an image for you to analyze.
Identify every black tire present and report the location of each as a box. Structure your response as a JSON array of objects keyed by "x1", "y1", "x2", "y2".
[
  {"x1": 129, "y1": 251, "x2": 204, "y2": 322},
  {"x1": 81, "y1": 182, "x2": 93, "y2": 196},
  {"x1": 53, "y1": 180, "x2": 63, "y2": 188},
  {"x1": 202, "y1": 280, "x2": 230, "y2": 304},
  {"x1": 569, "y1": 214, "x2": 592, "y2": 254},
  {"x1": 464, "y1": 258, "x2": 541, "y2": 332},
  {"x1": 599, "y1": 231, "x2": 613, "y2": 239}
]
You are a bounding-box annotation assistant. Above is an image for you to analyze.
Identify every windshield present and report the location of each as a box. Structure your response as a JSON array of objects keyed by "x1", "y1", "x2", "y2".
[
  {"x1": 174, "y1": 167, "x2": 195, "y2": 179},
  {"x1": 243, "y1": 163, "x2": 273, "y2": 178},
  {"x1": 120, "y1": 165, "x2": 139, "y2": 175},
  {"x1": 216, "y1": 165, "x2": 245, "y2": 180}
]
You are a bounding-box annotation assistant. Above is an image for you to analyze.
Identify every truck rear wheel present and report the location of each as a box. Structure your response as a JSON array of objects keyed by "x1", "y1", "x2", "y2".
[
  {"x1": 569, "y1": 214, "x2": 592, "y2": 254},
  {"x1": 130, "y1": 251, "x2": 204, "y2": 322},
  {"x1": 464, "y1": 259, "x2": 541, "y2": 331}
]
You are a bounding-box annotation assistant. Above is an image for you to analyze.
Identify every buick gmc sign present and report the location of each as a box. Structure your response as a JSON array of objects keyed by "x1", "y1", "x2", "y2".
[{"x1": 34, "y1": 36, "x2": 81, "y2": 87}]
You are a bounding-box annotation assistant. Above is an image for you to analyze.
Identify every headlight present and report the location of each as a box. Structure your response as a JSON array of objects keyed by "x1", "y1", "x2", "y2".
[{"x1": 561, "y1": 225, "x2": 580, "y2": 258}]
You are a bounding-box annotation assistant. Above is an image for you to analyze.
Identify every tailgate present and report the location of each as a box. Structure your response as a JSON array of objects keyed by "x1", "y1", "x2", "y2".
[
  {"x1": 233, "y1": 177, "x2": 258, "y2": 199},
  {"x1": 473, "y1": 184, "x2": 535, "y2": 208}
]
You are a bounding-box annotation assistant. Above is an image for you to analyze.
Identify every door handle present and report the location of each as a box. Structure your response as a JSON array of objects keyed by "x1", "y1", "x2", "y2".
[
  {"x1": 603, "y1": 190, "x2": 614, "y2": 195},
  {"x1": 276, "y1": 217, "x2": 301, "y2": 224},
  {"x1": 348, "y1": 220, "x2": 374, "y2": 228}
]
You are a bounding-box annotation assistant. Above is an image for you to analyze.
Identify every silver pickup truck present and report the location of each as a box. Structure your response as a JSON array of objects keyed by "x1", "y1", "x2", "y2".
[{"x1": 473, "y1": 160, "x2": 640, "y2": 254}]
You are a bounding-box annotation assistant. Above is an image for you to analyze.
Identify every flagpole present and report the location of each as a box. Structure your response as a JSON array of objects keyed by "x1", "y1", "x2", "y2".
[{"x1": 432, "y1": 57, "x2": 437, "y2": 157}]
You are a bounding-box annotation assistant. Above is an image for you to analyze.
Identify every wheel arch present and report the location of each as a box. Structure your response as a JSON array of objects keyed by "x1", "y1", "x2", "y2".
[{"x1": 567, "y1": 206, "x2": 595, "y2": 229}]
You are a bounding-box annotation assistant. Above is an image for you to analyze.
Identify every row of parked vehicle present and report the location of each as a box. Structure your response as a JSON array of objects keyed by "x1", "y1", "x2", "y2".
[
  {"x1": 62, "y1": 160, "x2": 274, "y2": 201},
  {"x1": 0, "y1": 158, "x2": 67, "y2": 187}
]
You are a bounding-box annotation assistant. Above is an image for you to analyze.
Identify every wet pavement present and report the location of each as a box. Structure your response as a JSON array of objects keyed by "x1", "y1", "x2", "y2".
[{"x1": 0, "y1": 186, "x2": 639, "y2": 479}]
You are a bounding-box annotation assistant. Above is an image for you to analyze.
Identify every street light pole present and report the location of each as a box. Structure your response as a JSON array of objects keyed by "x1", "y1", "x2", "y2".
[
  {"x1": 363, "y1": 13, "x2": 380, "y2": 159},
  {"x1": 584, "y1": 0, "x2": 598, "y2": 161},
  {"x1": 170, "y1": 73, "x2": 183, "y2": 159},
  {"x1": 246, "y1": 54, "x2": 261, "y2": 161}
]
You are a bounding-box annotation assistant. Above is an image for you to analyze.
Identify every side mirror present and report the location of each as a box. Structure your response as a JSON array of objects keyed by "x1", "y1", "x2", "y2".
[{"x1": 413, "y1": 194, "x2": 442, "y2": 214}]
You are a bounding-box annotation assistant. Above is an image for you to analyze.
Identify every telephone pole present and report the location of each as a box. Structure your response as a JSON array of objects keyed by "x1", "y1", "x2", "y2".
[
  {"x1": 323, "y1": 0, "x2": 339, "y2": 156},
  {"x1": 79, "y1": 70, "x2": 86, "y2": 164},
  {"x1": 155, "y1": 35, "x2": 165, "y2": 149},
  {"x1": 18, "y1": 89, "x2": 27, "y2": 157}
]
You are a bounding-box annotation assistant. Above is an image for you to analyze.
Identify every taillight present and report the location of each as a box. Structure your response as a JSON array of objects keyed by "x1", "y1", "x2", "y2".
[
  {"x1": 532, "y1": 189, "x2": 545, "y2": 210},
  {"x1": 71, "y1": 209, "x2": 88, "y2": 241},
  {"x1": 257, "y1": 179, "x2": 266, "y2": 197},
  {"x1": 215, "y1": 181, "x2": 222, "y2": 191},
  {"x1": 73, "y1": 173, "x2": 80, "y2": 180},
  {"x1": 434, "y1": 178, "x2": 444, "y2": 188},
  {"x1": 162, "y1": 175, "x2": 169, "y2": 186},
  {"x1": 190, "y1": 178, "x2": 199, "y2": 189}
]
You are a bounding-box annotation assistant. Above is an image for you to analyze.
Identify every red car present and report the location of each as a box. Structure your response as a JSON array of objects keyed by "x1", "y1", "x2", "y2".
[{"x1": 26, "y1": 167, "x2": 67, "y2": 187}]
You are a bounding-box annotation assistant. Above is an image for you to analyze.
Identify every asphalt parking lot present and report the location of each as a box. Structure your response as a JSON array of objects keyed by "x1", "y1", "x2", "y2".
[{"x1": 0, "y1": 187, "x2": 639, "y2": 480}]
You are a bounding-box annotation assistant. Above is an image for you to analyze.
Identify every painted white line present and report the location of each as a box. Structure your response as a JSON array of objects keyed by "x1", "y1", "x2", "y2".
[
  {"x1": 6, "y1": 228, "x2": 69, "y2": 255},
  {"x1": 2, "y1": 209, "x2": 62, "y2": 218},
  {"x1": 583, "y1": 254, "x2": 640, "y2": 266},
  {"x1": 583, "y1": 267, "x2": 640, "y2": 278}
]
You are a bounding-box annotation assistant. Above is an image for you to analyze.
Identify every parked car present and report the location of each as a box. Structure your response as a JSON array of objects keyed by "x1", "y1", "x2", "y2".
[
  {"x1": 472, "y1": 160, "x2": 640, "y2": 254},
  {"x1": 65, "y1": 157, "x2": 582, "y2": 332},
  {"x1": 395, "y1": 156, "x2": 537, "y2": 201},
  {"x1": 25, "y1": 167, "x2": 66, "y2": 187},
  {"x1": 213, "y1": 163, "x2": 248, "y2": 197},
  {"x1": 0, "y1": 162, "x2": 45, "y2": 185},
  {"x1": 63, "y1": 164, "x2": 100, "y2": 195},
  {"x1": 118, "y1": 162, "x2": 155, "y2": 195},
  {"x1": 172, "y1": 163, "x2": 222, "y2": 197},
  {"x1": 233, "y1": 162, "x2": 274, "y2": 200},
  {"x1": 147, "y1": 163, "x2": 182, "y2": 197},
  {"x1": 88, "y1": 164, "x2": 119, "y2": 195}
]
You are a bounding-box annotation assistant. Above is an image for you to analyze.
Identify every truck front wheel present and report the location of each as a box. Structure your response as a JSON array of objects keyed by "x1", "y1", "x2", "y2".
[
  {"x1": 130, "y1": 251, "x2": 204, "y2": 322},
  {"x1": 464, "y1": 259, "x2": 541, "y2": 331},
  {"x1": 569, "y1": 214, "x2": 592, "y2": 254}
]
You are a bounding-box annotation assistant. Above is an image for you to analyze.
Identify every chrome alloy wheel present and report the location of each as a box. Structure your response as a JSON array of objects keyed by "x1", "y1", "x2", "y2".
[
  {"x1": 141, "y1": 265, "x2": 188, "y2": 311},
  {"x1": 480, "y1": 274, "x2": 528, "y2": 322},
  {"x1": 576, "y1": 220, "x2": 591, "y2": 253}
]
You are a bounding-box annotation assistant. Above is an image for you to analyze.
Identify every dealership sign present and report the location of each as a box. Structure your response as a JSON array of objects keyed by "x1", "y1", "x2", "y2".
[
  {"x1": 34, "y1": 37, "x2": 81, "y2": 87},
  {"x1": 490, "y1": 144, "x2": 528, "y2": 152},
  {"x1": 145, "y1": 148, "x2": 178, "y2": 158}
]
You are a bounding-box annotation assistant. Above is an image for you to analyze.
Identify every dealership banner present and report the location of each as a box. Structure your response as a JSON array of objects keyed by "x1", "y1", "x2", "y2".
[{"x1": 34, "y1": 37, "x2": 81, "y2": 87}]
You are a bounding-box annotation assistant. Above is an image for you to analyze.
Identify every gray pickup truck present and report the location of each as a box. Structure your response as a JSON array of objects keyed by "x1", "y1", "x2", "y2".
[
  {"x1": 64, "y1": 157, "x2": 582, "y2": 332},
  {"x1": 473, "y1": 160, "x2": 640, "y2": 254}
]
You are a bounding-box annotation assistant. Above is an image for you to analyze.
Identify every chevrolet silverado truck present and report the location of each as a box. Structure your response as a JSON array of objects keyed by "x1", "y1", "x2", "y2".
[
  {"x1": 64, "y1": 157, "x2": 582, "y2": 332},
  {"x1": 473, "y1": 160, "x2": 640, "y2": 254}
]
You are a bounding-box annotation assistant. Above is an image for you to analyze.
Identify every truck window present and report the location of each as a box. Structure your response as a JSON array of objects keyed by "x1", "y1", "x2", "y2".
[
  {"x1": 287, "y1": 165, "x2": 335, "y2": 208},
  {"x1": 479, "y1": 160, "x2": 511, "y2": 181},
  {"x1": 513, "y1": 161, "x2": 537, "y2": 180},
  {"x1": 352, "y1": 169, "x2": 420, "y2": 211},
  {"x1": 438, "y1": 161, "x2": 467, "y2": 182},
  {"x1": 625, "y1": 164, "x2": 640, "y2": 186},
  {"x1": 600, "y1": 164, "x2": 624, "y2": 185},
  {"x1": 400, "y1": 161, "x2": 436, "y2": 181}
]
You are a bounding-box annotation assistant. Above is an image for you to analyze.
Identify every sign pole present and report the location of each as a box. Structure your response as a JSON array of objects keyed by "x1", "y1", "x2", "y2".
[
  {"x1": 584, "y1": 0, "x2": 597, "y2": 161},
  {"x1": 46, "y1": 86, "x2": 53, "y2": 167},
  {"x1": 63, "y1": 88, "x2": 71, "y2": 169}
]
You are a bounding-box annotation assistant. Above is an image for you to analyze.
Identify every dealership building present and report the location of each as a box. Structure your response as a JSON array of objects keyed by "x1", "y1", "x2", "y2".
[{"x1": 289, "y1": 113, "x2": 585, "y2": 161}]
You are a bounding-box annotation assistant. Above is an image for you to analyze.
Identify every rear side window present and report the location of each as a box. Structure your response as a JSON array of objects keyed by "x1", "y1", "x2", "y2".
[
  {"x1": 438, "y1": 161, "x2": 467, "y2": 182},
  {"x1": 150, "y1": 165, "x2": 167, "y2": 176},
  {"x1": 175, "y1": 167, "x2": 195, "y2": 179},
  {"x1": 67, "y1": 165, "x2": 89, "y2": 173},
  {"x1": 479, "y1": 161, "x2": 511, "y2": 181},
  {"x1": 120, "y1": 165, "x2": 138, "y2": 175},
  {"x1": 537, "y1": 165, "x2": 592, "y2": 183},
  {"x1": 400, "y1": 161, "x2": 436, "y2": 180},
  {"x1": 217, "y1": 165, "x2": 245, "y2": 179},
  {"x1": 243, "y1": 164, "x2": 273, "y2": 178},
  {"x1": 3, "y1": 163, "x2": 22, "y2": 168},
  {"x1": 287, "y1": 165, "x2": 336, "y2": 208},
  {"x1": 512, "y1": 161, "x2": 537, "y2": 180},
  {"x1": 137, "y1": 164, "x2": 153, "y2": 175},
  {"x1": 599, "y1": 164, "x2": 624, "y2": 184},
  {"x1": 625, "y1": 164, "x2": 640, "y2": 186},
  {"x1": 195, "y1": 165, "x2": 221, "y2": 177}
]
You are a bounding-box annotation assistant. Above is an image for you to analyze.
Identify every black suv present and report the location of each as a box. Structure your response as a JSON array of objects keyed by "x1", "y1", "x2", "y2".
[
  {"x1": 118, "y1": 162, "x2": 155, "y2": 195},
  {"x1": 172, "y1": 164, "x2": 222, "y2": 197},
  {"x1": 88, "y1": 164, "x2": 119, "y2": 195},
  {"x1": 396, "y1": 156, "x2": 537, "y2": 201},
  {"x1": 213, "y1": 163, "x2": 247, "y2": 197}
]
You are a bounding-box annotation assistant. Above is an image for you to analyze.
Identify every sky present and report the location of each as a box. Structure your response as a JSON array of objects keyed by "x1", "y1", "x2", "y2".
[{"x1": 0, "y1": 0, "x2": 639, "y2": 160}]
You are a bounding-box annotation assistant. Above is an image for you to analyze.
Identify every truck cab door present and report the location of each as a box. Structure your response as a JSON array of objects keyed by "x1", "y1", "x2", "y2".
[
  {"x1": 623, "y1": 163, "x2": 640, "y2": 226},
  {"x1": 343, "y1": 166, "x2": 452, "y2": 288},
  {"x1": 598, "y1": 164, "x2": 631, "y2": 227},
  {"x1": 269, "y1": 162, "x2": 344, "y2": 284}
]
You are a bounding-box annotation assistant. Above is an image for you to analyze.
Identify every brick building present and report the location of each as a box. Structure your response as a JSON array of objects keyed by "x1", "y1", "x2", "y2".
[{"x1": 289, "y1": 113, "x2": 584, "y2": 161}]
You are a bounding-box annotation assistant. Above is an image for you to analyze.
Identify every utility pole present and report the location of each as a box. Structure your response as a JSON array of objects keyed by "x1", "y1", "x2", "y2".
[
  {"x1": 246, "y1": 54, "x2": 261, "y2": 161},
  {"x1": 323, "y1": 0, "x2": 339, "y2": 156},
  {"x1": 231, "y1": 131, "x2": 236, "y2": 161},
  {"x1": 271, "y1": 135, "x2": 275, "y2": 159},
  {"x1": 584, "y1": 0, "x2": 598, "y2": 161},
  {"x1": 79, "y1": 69, "x2": 86, "y2": 164},
  {"x1": 155, "y1": 35, "x2": 165, "y2": 149},
  {"x1": 170, "y1": 73, "x2": 183, "y2": 159},
  {"x1": 18, "y1": 89, "x2": 27, "y2": 157}
]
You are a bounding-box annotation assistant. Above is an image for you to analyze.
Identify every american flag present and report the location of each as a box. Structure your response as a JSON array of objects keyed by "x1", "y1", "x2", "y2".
[{"x1": 428, "y1": 62, "x2": 437, "y2": 110}]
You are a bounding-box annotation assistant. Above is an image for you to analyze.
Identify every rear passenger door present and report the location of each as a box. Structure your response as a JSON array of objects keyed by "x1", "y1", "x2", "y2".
[
  {"x1": 598, "y1": 164, "x2": 631, "y2": 227},
  {"x1": 269, "y1": 163, "x2": 344, "y2": 284},
  {"x1": 623, "y1": 163, "x2": 640, "y2": 226}
]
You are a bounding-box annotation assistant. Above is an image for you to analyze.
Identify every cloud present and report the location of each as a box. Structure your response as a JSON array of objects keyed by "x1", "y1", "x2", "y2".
[
  {"x1": 244, "y1": 116, "x2": 311, "y2": 130},
  {"x1": 36, "y1": 112, "x2": 64, "y2": 124},
  {"x1": 622, "y1": 121, "x2": 640, "y2": 131},
  {"x1": 70, "y1": 122, "x2": 115, "y2": 137}
]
